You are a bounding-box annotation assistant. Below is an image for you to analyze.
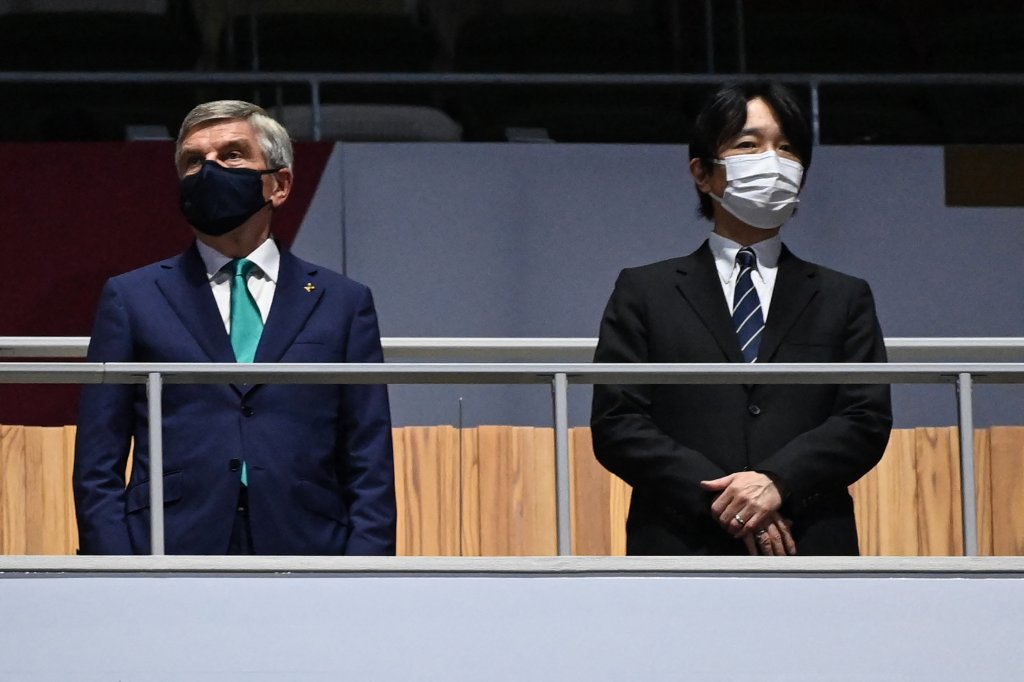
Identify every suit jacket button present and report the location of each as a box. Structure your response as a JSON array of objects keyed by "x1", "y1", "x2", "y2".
[
  {"x1": 228, "y1": 458, "x2": 242, "y2": 472},
  {"x1": 748, "y1": 404, "x2": 761, "y2": 415},
  {"x1": 241, "y1": 405, "x2": 254, "y2": 417}
]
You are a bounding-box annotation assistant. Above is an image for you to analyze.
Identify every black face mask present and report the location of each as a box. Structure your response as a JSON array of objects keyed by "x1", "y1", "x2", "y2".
[{"x1": 179, "y1": 160, "x2": 281, "y2": 236}]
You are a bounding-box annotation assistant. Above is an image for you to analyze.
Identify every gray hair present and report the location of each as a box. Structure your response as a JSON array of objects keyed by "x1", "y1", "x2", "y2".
[{"x1": 175, "y1": 100, "x2": 294, "y2": 171}]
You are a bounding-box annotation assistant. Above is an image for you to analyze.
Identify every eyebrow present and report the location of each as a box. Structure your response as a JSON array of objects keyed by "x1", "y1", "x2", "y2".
[{"x1": 184, "y1": 136, "x2": 252, "y2": 150}]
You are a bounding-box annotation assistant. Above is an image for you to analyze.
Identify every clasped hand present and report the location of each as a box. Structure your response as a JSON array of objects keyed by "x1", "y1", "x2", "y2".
[{"x1": 700, "y1": 471, "x2": 797, "y2": 556}]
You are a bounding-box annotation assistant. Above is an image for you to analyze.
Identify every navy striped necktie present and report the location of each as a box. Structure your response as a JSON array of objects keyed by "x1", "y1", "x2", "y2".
[{"x1": 732, "y1": 247, "x2": 765, "y2": 363}]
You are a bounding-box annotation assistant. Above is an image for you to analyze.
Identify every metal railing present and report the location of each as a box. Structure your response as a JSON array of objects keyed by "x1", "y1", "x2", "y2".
[
  {"x1": 3, "y1": 71, "x2": 1023, "y2": 144},
  {"x1": 3, "y1": 336, "x2": 1024, "y2": 362},
  {"x1": 4, "y1": 353, "x2": 1024, "y2": 557}
]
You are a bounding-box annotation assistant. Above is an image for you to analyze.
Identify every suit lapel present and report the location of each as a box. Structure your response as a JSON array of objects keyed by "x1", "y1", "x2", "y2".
[
  {"x1": 758, "y1": 246, "x2": 819, "y2": 363},
  {"x1": 155, "y1": 244, "x2": 236, "y2": 364},
  {"x1": 674, "y1": 241, "x2": 745, "y2": 363},
  {"x1": 253, "y1": 249, "x2": 323, "y2": 365}
]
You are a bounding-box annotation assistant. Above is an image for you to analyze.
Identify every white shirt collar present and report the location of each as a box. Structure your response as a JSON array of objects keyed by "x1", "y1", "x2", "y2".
[
  {"x1": 708, "y1": 231, "x2": 782, "y2": 284},
  {"x1": 196, "y1": 237, "x2": 280, "y2": 283}
]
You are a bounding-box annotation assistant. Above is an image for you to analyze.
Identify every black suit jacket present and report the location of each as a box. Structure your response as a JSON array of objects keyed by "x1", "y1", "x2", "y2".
[{"x1": 591, "y1": 241, "x2": 892, "y2": 555}]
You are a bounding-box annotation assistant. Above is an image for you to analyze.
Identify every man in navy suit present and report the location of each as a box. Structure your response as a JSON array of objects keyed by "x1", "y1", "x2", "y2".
[
  {"x1": 74, "y1": 100, "x2": 396, "y2": 555},
  {"x1": 591, "y1": 82, "x2": 891, "y2": 556}
]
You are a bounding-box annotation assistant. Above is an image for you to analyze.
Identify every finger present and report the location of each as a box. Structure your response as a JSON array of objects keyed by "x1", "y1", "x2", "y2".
[
  {"x1": 753, "y1": 528, "x2": 774, "y2": 555},
  {"x1": 709, "y1": 491, "x2": 731, "y2": 517},
  {"x1": 710, "y1": 494, "x2": 741, "y2": 525},
  {"x1": 700, "y1": 474, "x2": 735, "y2": 491},
  {"x1": 743, "y1": 534, "x2": 758, "y2": 556},
  {"x1": 722, "y1": 504, "x2": 749, "y2": 535},
  {"x1": 740, "y1": 510, "x2": 768, "y2": 537},
  {"x1": 779, "y1": 520, "x2": 798, "y2": 556},
  {"x1": 765, "y1": 524, "x2": 786, "y2": 556}
]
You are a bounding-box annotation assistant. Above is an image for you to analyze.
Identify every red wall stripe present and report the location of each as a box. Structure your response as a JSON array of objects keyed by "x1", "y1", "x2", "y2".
[{"x1": 0, "y1": 141, "x2": 333, "y2": 426}]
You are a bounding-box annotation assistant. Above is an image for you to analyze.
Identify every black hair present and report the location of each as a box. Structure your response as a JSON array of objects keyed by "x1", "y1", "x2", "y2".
[{"x1": 689, "y1": 80, "x2": 813, "y2": 220}]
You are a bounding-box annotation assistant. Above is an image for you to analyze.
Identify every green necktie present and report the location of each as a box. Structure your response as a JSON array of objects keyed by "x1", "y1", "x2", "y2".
[
  {"x1": 229, "y1": 258, "x2": 263, "y2": 486},
  {"x1": 230, "y1": 258, "x2": 263, "y2": 363}
]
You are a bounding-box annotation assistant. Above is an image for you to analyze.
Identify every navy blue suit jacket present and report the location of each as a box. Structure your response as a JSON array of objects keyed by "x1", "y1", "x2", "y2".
[{"x1": 74, "y1": 243, "x2": 396, "y2": 555}]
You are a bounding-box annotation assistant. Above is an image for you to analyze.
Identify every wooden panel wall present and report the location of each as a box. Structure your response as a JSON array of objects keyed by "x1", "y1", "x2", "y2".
[
  {"x1": 0, "y1": 425, "x2": 78, "y2": 555},
  {"x1": 982, "y1": 427, "x2": 1024, "y2": 555},
  {"x1": 2, "y1": 425, "x2": 1022, "y2": 556}
]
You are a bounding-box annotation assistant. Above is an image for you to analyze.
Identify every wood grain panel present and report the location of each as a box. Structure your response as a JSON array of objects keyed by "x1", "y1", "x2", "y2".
[
  {"x1": 568, "y1": 427, "x2": 631, "y2": 556},
  {"x1": 22, "y1": 427, "x2": 71, "y2": 555},
  {"x1": 460, "y1": 427, "x2": 481, "y2": 556},
  {"x1": 569, "y1": 427, "x2": 610, "y2": 555},
  {"x1": 1, "y1": 424, "x2": 1018, "y2": 557},
  {"x1": 975, "y1": 428, "x2": 994, "y2": 556},
  {"x1": 914, "y1": 427, "x2": 963, "y2": 556},
  {"x1": 393, "y1": 426, "x2": 462, "y2": 556},
  {"x1": 853, "y1": 427, "x2": 965, "y2": 556},
  {"x1": 853, "y1": 429, "x2": 919, "y2": 555},
  {"x1": 63, "y1": 426, "x2": 79, "y2": 553},
  {"x1": 608, "y1": 472, "x2": 631, "y2": 557},
  {"x1": 473, "y1": 426, "x2": 557, "y2": 556},
  {"x1": 987, "y1": 427, "x2": 1024, "y2": 555},
  {"x1": 0, "y1": 425, "x2": 27, "y2": 555}
]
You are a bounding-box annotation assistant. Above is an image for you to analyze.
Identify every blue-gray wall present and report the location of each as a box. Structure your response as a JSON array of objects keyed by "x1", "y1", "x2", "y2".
[{"x1": 292, "y1": 144, "x2": 1023, "y2": 428}]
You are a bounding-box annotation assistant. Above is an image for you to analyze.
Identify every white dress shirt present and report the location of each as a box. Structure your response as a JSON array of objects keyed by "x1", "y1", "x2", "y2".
[
  {"x1": 195, "y1": 237, "x2": 280, "y2": 333},
  {"x1": 707, "y1": 231, "x2": 781, "y2": 318}
]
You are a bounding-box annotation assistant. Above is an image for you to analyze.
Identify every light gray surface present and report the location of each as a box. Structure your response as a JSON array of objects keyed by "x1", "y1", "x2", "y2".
[
  {"x1": 290, "y1": 144, "x2": 346, "y2": 273},
  {"x1": 291, "y1": 143, "x2": 1024, "y2": 427},
  {"x1": 1, "y1": 564, "x2": 1021, "y2": 681},
  {"x1": 4, "y1": 554, "x2": 1024, "y2": 574}
]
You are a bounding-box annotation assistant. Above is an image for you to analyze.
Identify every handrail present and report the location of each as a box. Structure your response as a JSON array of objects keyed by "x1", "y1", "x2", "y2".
[
  {"x1": 3, "y1": 71, "x2": 1023, "y2": 87},
  {"x1": 1, "y1": 361, "x2": 1024, "y2": 384},
  {"x1": 2, "y1": 337, "x2": 1023, "y2": 362},
  {"x1": 0, "y1": 360, "x2": 1015, "y2": 557},
  {"x1": 1, "y1": 71, "x2": 1020, "y2": 143}
]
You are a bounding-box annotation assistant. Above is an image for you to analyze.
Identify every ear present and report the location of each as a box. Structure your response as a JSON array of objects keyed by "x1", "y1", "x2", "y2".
[
  {"x1": 689, "y1": 157, "x2": 713, "y2": 194},
  {"x1": 267, "y1": 167, "x2": 293, "y2": 208}
]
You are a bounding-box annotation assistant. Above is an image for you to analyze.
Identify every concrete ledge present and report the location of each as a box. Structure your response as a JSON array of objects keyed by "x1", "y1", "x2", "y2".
[{"x1": 4, "y1": 554, "x2": 1024, "y2": 577}]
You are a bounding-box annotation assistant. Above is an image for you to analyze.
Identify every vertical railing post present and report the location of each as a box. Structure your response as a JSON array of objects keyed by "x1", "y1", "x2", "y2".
[
  {"x1": 956, "y1": 372, "x2": 978, "y2": 556},
  {"x1": 147, "y1": 372, "x2": 165, "y2": 556},
  {"x1": 734, "y1": 0, "x2": 746, "y2": 73},
  {"x1": 310, "y1": 78, "x2": 322, "y2": 141},
  {"x1": 703, "y1": 0, "x2": 715, "y2": 73},
  {"x1": 552, "y1": 373, "x2": 572, "y2": 556},
  {"x1": 810, "y1": 81, "x2": 821, "y2": 146}
]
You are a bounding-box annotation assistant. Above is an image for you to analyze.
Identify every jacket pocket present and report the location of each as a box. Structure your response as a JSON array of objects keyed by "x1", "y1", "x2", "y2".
[
  {"x1": 295, "y1": 479, "x2": 349, "y2": 525},
  {"x1": 125, "y1": 470, "x2": 184, "y2": 513}
]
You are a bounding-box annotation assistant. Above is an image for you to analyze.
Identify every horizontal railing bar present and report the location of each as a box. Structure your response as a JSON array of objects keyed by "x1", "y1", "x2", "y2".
[
  {"x1": 2, "y1": 71, "x2": 1024, "y2": 87},
  {"x1": 2, "y1": 337, "x2": 1023, "y2": 361},
  {"x1": 2, "y1": 362, "x2": 1024, "y2": 385},
  {"x1": 2, "y1": 555, "x2": 1024, "y2": 577}
]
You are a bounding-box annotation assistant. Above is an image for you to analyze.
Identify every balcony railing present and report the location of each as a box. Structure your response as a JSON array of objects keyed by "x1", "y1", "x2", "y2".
[{"x1": 4, "y1": 338, "x2": 1024, "y2": 559}]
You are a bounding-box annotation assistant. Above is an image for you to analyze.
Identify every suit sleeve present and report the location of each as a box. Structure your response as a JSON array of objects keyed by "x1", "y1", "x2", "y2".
[
  {"x1": 336, "y1": 286, "x2": 397, "y2": 555},
  {"x1": 757, "y1": 278, "x2": 893, "y2": 498},
  {"x1": 591, "y1": 269, "x2": 728, "y2": 517},
  {"x1": 73, "y1": 279, "x2": 135, "y2": 554}
]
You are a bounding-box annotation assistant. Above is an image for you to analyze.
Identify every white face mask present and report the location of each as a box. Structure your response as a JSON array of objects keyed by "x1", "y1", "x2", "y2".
[{"x1": 709, "y1": 150, "x2": 804, "y2": 229}]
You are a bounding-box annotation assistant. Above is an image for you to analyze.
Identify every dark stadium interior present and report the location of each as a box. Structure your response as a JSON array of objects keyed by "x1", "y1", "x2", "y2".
[{"x1": 0, "y1": 0, "x2": 1020, "y2": 144}]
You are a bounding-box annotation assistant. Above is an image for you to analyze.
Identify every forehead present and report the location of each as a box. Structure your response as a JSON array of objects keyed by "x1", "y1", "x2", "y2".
[
  {"x1": 180, "y1": 119, "x2": 260, "y2": 151},
  {"x1": 741, "y1": 97, "x2": 783, "y2": 135}
]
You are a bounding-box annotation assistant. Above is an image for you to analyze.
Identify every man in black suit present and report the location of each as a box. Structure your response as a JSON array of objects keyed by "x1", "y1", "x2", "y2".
[{"x1": 591, "y1": 81, "x2": 892, "y2": 556}]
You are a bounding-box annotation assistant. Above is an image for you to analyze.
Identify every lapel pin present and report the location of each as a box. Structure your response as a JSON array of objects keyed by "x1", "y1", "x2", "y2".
[{"x1": 304, "y1": 282, "x2": 316, "y2": 293}]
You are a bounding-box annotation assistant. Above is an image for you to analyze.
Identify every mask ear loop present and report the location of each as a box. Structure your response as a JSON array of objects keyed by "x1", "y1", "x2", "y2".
[{"x1": 260, "y1": 167, "x2": 287, "y2": 214}]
